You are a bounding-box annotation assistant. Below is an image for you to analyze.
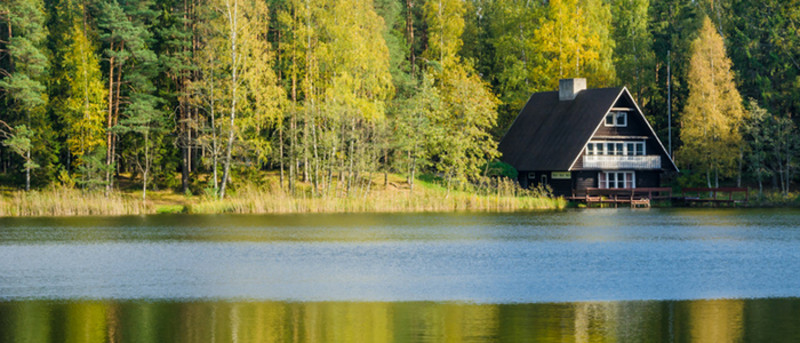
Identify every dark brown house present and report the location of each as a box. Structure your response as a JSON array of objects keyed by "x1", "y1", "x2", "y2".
[{"x1": 498, "y1": 78, "x2": 678, "y2": 197}]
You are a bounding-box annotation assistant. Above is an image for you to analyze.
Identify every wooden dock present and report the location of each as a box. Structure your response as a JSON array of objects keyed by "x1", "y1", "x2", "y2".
[
  {"x1": 677, "y1": 187, "x2": 749, "y2": 207},
  {"x1": 567, "y1": 187, "x2": 749, "y2": 207},
  {"x1": 568, "y1": 187, "x2": 673, "y2": 208}
]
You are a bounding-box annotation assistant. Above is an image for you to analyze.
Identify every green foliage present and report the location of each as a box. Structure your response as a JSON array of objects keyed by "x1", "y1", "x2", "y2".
[
  {"x1": 483, "y1": 160, "x2": 517, "y2": 179},
  {"x1": 2, "y1": 0, "x2": 800, "y2": 199},
  {"x1": 155, "y1": 204, "x2": 185, "y2": 214},
  {"x1": 610, "y1": 0, "x2": 655, "y2": 105}
]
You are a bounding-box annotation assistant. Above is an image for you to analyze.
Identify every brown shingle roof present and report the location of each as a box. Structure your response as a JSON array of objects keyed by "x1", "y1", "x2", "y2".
[{"x1": 499, "y1": 87, "x2": 624, "y2": 171}]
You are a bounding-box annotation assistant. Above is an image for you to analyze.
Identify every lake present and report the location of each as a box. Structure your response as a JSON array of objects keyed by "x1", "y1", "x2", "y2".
[{"x1": 1, "y1": 209, "x2": 799, "y2": 342}]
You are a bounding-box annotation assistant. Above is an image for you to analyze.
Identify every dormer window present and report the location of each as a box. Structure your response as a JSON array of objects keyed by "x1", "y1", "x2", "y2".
[{"x1": 605, "y1": 111, "x2": 627, "y2": 127}]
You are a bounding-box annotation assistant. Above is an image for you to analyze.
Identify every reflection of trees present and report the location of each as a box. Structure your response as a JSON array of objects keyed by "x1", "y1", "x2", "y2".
[
  {"x1": 674, "y1": 299, "x2": 744, "y2": 342},
  {"x1": 0, "y1": 298, "x2": 791, "y2": 342}
]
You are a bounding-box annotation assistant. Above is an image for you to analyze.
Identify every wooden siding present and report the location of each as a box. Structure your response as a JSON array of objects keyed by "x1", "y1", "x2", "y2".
[
  {"x1": 574, "y1": 171, "x2": 597, "y2": 196},
  {"x1": 636, "y1": 171, "x2": 661, "y2": 188},
  {"x1": 521, "y1": 170, "x2": 662, "y2": 197},
  {"x1": 573, "y1": 95, "x2": 671, "y2": 171},
  {"x1": 520, "y1": 171, "x2": 573, "y2": 197}
]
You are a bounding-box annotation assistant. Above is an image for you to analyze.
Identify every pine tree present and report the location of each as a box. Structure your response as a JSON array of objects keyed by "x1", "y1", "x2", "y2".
[
  {"x1": 0, "y1": 0, "x2": 51, "y2": 190},
  {"x1": 155, "y1": 0, "x2": 196, "y2": 194},
  {"x1": 610, "y1": 0, "x2": 655, "y2": 106},
  {"x1": 679, "y1": 17, "x2": 744, "y2": 187}
]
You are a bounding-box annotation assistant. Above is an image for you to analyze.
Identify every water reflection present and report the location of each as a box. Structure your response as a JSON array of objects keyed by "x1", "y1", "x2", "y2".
[{"x1": 2, "y1": 299, "x2": 799, "y2": 342}]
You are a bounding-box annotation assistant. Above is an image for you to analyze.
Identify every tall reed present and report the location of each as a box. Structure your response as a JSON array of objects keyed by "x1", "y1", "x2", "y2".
[
  {"x1": 189, "y1": 177, "x2": 566, "y2": 214},
  {"x1": 0, "y1": 176, "x2": 566, "y2": 216},
  {"x1": 0, "y1": 186, "x2": 147, "y2": 216}
]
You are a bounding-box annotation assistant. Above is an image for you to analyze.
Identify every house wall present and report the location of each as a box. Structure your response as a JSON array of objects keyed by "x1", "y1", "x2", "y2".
[
  {"x1": 519, "y1": 171, "x2": 573, "y2": 197},
  {"x1": 518, "y1": 170, "x2": 663, "y2": 197}
]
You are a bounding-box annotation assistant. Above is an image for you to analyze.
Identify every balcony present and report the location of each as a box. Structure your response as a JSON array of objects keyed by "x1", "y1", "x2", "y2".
[{"x1": 583, "y1": 155, "x2": 661, "y2": 170}]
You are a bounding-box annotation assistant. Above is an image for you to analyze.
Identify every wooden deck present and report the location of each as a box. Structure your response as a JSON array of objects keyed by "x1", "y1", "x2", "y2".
[
  {"x1": 567, "y1": 187, "x2": 750, "y2": 207},
  {"x1": 677, "y1": 187, "x2": 749, "y2": 207},
  {"x1": 567, "y1": 187, "x2": 672, "y2": 208}
]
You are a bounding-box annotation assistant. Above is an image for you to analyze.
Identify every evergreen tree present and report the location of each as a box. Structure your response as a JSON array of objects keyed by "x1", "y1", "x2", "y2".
[
  {"x1": 155, "y1": 0, "x2": 195, "y2": 193},
  {"x1": 646, "y1": 0, "x2": 699, "y2": 148},
  {"x1": 725, "y1": 0, "x2": 800, "y2": 119},
  {"x1": 610, "y1": 0, "x2": 655, "y2": 106},
  {"x1": 0, "y1": 0, "x2": 52, "y2": 190}
]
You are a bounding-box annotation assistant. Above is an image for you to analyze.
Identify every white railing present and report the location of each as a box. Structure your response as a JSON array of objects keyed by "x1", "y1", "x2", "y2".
[{"x1": 583, "y1": 155, "x2": 661, "y2": 169}]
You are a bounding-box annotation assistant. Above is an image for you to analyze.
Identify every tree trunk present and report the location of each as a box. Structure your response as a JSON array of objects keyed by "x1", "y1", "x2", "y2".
[
  {"x1": 105, "y1": 50, "x2": 115, "y2": 195},
  {"x1": 25, "y1": 148, "x2": 30, "y2": 191},
  {"x1": 219, "y1": 0, "x2": 238, "y2": 199},
  {"x1": 143, "y1": 130, "x2": 149, "y2": 203},
  {"x1": 279, "y1": 122, "x2": 284, "y2": 190},
  {"x1": 111, "y1": 55, "x2": 123, "y2": 189},
  {"x1": 406, "y1": 0, "x2": 415, "y2": 75},
  {"x1": 737, "y1": 149, "x2": 742, "y2": 187}
]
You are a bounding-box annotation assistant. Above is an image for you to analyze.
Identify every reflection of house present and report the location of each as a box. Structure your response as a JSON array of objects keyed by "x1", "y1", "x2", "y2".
[{"x1": 498, "y1": 78, "x2": 678, "y2": 197}]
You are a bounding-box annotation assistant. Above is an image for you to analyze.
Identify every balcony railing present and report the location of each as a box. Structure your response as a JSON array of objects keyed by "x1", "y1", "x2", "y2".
[{"x1": 583, "y1": 155, "x2": 661, "y2": 170}]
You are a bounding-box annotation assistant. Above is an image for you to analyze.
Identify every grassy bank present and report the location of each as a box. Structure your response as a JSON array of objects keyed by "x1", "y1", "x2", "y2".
[{"x1": 0, "y1": 175, "x2": 566, "y2": 217}]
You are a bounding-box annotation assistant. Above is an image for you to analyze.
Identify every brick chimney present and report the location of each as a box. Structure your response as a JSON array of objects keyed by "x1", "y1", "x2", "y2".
[{"x1": 559, "y1": 78, "x2": 586, "y2": 101}]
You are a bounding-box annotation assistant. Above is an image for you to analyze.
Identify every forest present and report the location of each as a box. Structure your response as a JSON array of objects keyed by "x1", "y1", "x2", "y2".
[{"x1": 1, "y1": 0, "x2": 799, "y2": 202}]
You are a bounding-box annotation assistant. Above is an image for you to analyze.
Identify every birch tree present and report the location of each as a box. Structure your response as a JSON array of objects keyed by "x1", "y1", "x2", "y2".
[{"x1": 210, "y1": 0, "x2": 283, "y2": 199}]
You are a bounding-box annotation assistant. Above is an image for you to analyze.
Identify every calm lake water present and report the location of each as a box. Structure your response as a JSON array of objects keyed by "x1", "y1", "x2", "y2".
[{"x1": 1, "y1": 209, "x2": 800, "y2": 342}]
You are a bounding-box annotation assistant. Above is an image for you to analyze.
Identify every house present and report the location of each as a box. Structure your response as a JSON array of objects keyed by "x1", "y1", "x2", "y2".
[{"x1": 498, "y1": 78, "x2": 678, "y2": 197}]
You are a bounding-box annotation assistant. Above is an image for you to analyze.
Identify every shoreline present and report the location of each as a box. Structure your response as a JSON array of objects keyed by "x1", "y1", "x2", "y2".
[{"x1": 0, "y1": 181, "x2": 568, "y2": 217}]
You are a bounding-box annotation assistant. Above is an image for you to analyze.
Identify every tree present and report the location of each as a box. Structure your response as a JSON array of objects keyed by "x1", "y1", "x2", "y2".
[
  {"x1": 206, "y1": 0, "x2": 284, "y2": 199},
  {"x1": 115, "y1": 94, "x2": 165, "y2": 202},
  {"x1": 155, "y1": 0, "x2": 196, "y2": 194},
  {"x1": 422, "y1": 0, "x2": 499, "y2": 188},
  {"x1": 0, "y1": 123, "x2": 39, "y2": 184},
  {"x1": 678, "y1": 16, "x2": 744, "y2": 187},
  {"x1": 393, "y1": 72, "x2": 439, "y2": 192},
  {"x1": 766, "y1": 116, "x2": 799, "y2": 196},
  {"x1": 646, "y1": 0, "x2": 700, "y2": 149},
  {"x1": 0, "y1": 0, "x2": 50, "y2": 191},
  {"x1": 610, "y1": 0, "x2": 655, "y2": 105},
  {"x1": 52, "y1": 0, "x2": 108, "y2": 186},
  {"x1": 96, "y1": 0, "x2": 160, "y2": 193},
  {"x1": 725, "y1": 0, "x2": 800, "y2": 121},
  {"x1": 481, "y1": 0, "x2": 544, "y2": 137},
  {"x1": 531, "y1": 0, "x2": 616, "y2": 91},
  {"x1": 742, "y1": 100, "x2": 772, "y2": 196}
]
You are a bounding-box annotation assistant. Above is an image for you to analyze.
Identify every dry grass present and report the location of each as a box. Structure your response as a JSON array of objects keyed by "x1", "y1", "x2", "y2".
[
  {"x1": 0, "y1": 186, "x2": 148, "y2": 216},
  {"x1": 189, "y1": 176, "x2": 566, "y2": 214},
  {"x1": 0, "y1": 175, "x2": 566, "y2": 217}
]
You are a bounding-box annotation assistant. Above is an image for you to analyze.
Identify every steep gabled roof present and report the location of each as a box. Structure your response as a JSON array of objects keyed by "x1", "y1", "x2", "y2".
[
  {"x1": 498, "y1": 87, "x2": 678, "y2": 172},
  {"x1": 499, "y1": 87, "x2": 623, "y2": 171}
]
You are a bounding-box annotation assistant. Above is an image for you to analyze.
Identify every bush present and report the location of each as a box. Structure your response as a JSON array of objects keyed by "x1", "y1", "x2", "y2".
[{"x1": 483, "y1": 160, "x2": 518, "y2": 179}]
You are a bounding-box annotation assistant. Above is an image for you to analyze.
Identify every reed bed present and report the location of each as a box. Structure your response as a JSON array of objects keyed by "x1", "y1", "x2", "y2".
[
  {"x1": 189, "y1": 178, "x2": 566, "y2": 214},
  {"x1": 0, "y1": 186, "x2": 148, "y2": 216},
  {"x1": 0, "y1": 176, "x2": 566, "y2": 217}
]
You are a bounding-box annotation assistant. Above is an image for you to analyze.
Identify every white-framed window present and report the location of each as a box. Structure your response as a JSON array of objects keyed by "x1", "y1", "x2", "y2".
[
  {"x1": 604, "y1": 111, "x2": 628, "y2": 127},
  {"x1": 585, "y1": 141, "x2": 645, "y2": 156},
  {"x1": 598, "y1": 171, "x2": 635, "y2": 189}
]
